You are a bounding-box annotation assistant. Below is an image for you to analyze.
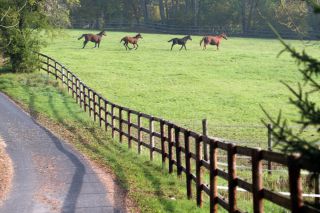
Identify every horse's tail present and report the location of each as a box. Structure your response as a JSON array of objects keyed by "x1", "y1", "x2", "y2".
[
  {"x1": 120, "y1": 37, "x2": 125, "y2": 43},
  {"x1": 200, "y1": 37, "x2": 205, "y2": 47},
  {"x1": 78, "y1": 34, "x2": 85, "y2": 40},
  {"x1": 168, "y1": 39, "x2": 174, "y2": 42}
]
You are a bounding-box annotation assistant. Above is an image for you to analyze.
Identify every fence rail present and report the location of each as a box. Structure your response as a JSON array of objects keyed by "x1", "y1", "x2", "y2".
[
  {"x1": 72, "y1": 21, "x2": 320, "y2": 39},
  {"x1": 37, "y1": 52, "x2": 320, "y2": 213}
]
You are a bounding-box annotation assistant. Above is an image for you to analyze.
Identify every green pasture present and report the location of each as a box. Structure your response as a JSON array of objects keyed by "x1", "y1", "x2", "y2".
[{"x1": 41, "y1": 29, "x2": 319, "y2": 148}]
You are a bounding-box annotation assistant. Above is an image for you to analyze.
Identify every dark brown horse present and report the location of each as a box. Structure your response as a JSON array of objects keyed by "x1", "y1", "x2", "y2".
[
  {"x1": 78, "y1": 30, "x2": 106, "y2": 49},
  {"x1": 168, "y1": 35, "x2": 192, "y2": 51},
  {"x1": 200, "y1": 33, "x2": 228, "y2": 50},
  {"x1": 120, "y1": 33, "x2": 143, "y2": 50}
]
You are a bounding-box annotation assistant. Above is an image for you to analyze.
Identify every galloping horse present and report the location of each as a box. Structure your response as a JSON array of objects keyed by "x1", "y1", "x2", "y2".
[
  {"x1": 120, "y1": 33, "x2": 143, "y2": 50},
  {"x1": 168, "y1": 35, "x2": 192, "y2": 51},
  {"x1": 200, "y1": 33, "x2": 228, "y2": 50},
  {"x1": 78, "y1": 30, "x2": 106, "y2": 49}
]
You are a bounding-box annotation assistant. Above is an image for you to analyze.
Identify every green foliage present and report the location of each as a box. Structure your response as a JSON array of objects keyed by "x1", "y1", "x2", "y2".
[
  {"x1": 0, "y1": 0, "x2": 78, "y2": 73},
  {"x1": 263, "y1": 2, "x2": 320, "y2": 174}
]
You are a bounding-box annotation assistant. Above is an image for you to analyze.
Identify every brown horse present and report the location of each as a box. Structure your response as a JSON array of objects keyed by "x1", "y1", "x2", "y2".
[
  {"x1": 120, "y1": 33, "x2": 143, "y2": 50},
  {"x1": 78, "y1": 30, "x2": 106, "y2": 49},
  {"x1": 200, "y1": 33, "x2": 228, "y2": 50}
]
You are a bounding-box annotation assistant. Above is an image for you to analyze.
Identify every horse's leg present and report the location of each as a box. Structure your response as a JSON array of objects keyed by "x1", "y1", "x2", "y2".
[
  {"x1": 98, "y1": 42, "x2": 100, "y2": 48},
  {"x1": 94, "y1": 42, "x2": 97, "y2": 48},
  {"x1": 179, "y1": 45, "x2": 184, "y2": 51},
  {"x1": 171, "y1": 43, "x2": 175, "y2": 51},
  {"x1": 184, "y1": 44, "x2": 187, "y2": 50},
  {"x1": 83, "y1": 40, "x2": 88, "y2": 49},
  {"x1": 217, "y1": 44, "x2": 219, "y2": 51},
  {"x1": 123, "y1": 43, "x2": 127, "y2": 50},
  {"x1": 135, "y1": 43, "x2": 139, "y2": 50}
]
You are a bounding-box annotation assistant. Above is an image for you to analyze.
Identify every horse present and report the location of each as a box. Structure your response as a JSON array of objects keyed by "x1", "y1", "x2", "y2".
[
  {"x1": 120, "y1": 33, "x2": 143, "y2": 50},
  {"x1": 200, "y1": 33, "x2": 228, "y2": 50},
  {"x1": 78, "y1": 30, "x2": 106, "y2": 49},
  {"x1": 168, "y1": 35, "x2": 192, "y2": 51}
]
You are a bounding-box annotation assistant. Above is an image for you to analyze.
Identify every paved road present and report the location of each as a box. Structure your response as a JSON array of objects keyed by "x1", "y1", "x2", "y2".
[{"x1": 0, "y1": 93, "x2": 123, "y2": 213}]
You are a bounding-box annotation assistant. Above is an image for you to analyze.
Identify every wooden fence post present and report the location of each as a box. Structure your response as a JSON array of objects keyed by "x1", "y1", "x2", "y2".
[
  {"x1": 72, "y1": 76, "x2": 75, "y2": 99},
  {"x1": 83, "y1": 86, "x2": 87, "y2": 112},
  {"x1": 93, "y1": 93, "x2": 96, "y2": 122},
  {"x1": 98, "y1": 96, "x2": 102, "y2": 127},
  {"x1": 104, "y1": 100, "x2": 108, "y2": 131},
  {"x1": 111, "y1": 104, "x2": 115, "y2": 138},
  {"x1": 160, "y1": 120, "x2": 166, "y2": 168},
  {"x1": 184, "y1": 130, "x2": 192, "y2": 199},
  {"x1": 149, "y1": 117, "x2": 154, "y2": 161},
  {"x1": 54, "y1": 62, "x2": 57, "y2": 80},
  {"x1": 209, "y1": 139, "x2": 218, "y2": 213},
  {"x1": 67, "y1": 70, "x2": 70, "y2": 93},
  {"x1": 196, "y1": 135, "x2": 203, "y2": 207},
  {"x1": 175, "y1": 126, "x2": 182, "y2": 176},
  {"x1": 267, "y1": 124, "x2": 273, "y2": 175},
  {"x1": 119, "y1": 107, "x2": 123, "y2": 143},
  {"x1": 227, "y1": 143, "x2": 237, "y2": 212},
  {"x1": 138, "y1": 113, "x2": 142, "y2": 154},
  {"x1": 168, "y1": 124, "x2": 174, "y2": 173},
  {"x1": 202, "y1": 119, "x2": 208, "y2": 161},
  {"x1": 128, "y1": 110, "x2": 132, "y2": 148},
  {"x1": 288, "y1": 154, "x2": 303, "y2": 213},
  {"x1": 252, "y1": 148, "x2": 263, "y2": 213}
]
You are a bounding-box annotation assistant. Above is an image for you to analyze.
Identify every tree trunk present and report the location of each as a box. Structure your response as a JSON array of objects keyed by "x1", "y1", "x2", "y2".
[
  {"x1": 141, "y1": 0, "x2": 148, "y2": 23},
  {"x1": 159, "y1": 0, "x2": 166, "y2": 23}
]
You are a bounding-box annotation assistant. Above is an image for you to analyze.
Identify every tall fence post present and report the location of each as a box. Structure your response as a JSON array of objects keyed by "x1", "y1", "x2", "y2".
[
  {"x1": 119, "y1": 107, "x2": 123, "y2": 142},
  {"x1": 288, "y1": 154, "x2": 303, "y2": 213},
  {"x1": 98, "y1": 96, "x2": 102, "y2": 127},
  {"x1": 104, "y1": 100, "x2": 108, "y2": 131},
  {"x1": 168, "y1": 124, "x2": 174, "y2": 173},
  {"x1": 252, "y1": 148, "x2": 263, "y2": 213},
  {"x1": 267, "y1": 124, "x2": 273, "y2": 175},
  {"x1": 138, "y1": 113, "x2": 142, "y2": 154},
  {"x1": 196, "y1": 135, "x2": 203, "y2": 207},
  {"x1": 228, "y1": 143, "x2": 237, "y2": 212},
  {"x1": 149, "y1": 117, "x2": 154, "y2": 161},
  {"x1": 184, "y1": 130, "x2": 192, "y2": 199},
  {"x1": 160, "y1": 120, "x2": 166, "y2": 168},
  {"x1": 209, "y1": 139, "x2": 218, "y2": 213},
  {"x1": 111, "y1": 104, "x2": 115, "y2": 138},
  {"x1": 175, "y1": 126, "x2": 182, "y2": 177},
  {"x1": 128, "y1": 110, "x2": 132, "y2": 148},
  {"x1": 202, "y1": 119, "x2": 208, "y2": 161}
]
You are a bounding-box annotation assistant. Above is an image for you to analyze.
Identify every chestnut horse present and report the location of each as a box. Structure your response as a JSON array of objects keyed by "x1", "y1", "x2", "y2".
[
  {"x1": 78, "y1": 30, "x2": 106, "y2": 49},
  {"x1": 200, "y1": 33, "x2": 228, "y2": 50},
  {"x1": 120, "y1": 33, "x2": 143, "y2": 50},
  {"x1": 168, "y1": 35, "x2": 192, "y2": 51}
]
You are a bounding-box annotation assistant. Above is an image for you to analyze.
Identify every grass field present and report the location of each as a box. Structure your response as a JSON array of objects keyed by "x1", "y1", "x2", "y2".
[
  {"x1": 1, "y1": 30, "x2": 318, "y2": 212},
  {"x1": 41, "y1": 29, "x2": 319, "y2": 148}
]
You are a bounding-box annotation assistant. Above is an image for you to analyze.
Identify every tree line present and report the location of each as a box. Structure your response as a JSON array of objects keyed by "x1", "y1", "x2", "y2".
[{"x1": 71, "y1": 0, "x2": 320, "y2": 35}]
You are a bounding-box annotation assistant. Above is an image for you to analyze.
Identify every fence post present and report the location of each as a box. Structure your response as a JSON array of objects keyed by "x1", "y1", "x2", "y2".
[
  {"x1": 47, "y1": 57, "x2": 49, "y2": 75},
  {"x1": 209, "y1": 139, "x2": 218, "y2": 213},
  {"x1": 252, "y1": 148, "x2": 263, "y2": 213},
  {"x1": 98, "y1": 96, "x2": 102, "y2": 127},
  {"x1": 93, "y1": 93, "x2": 96, "y2": 122},
  {"x1": 160, "y1": 120, "x2": 166, "y2": 168},
  {"x1": 196, "y1": 135, "x2": 203, "y2": 207},
  {"x1": 138, "y1": 113, "x2": 142, "y2": 154},
  {"x1": 184, "y1": 130, "x2": 192, "y2": 199},
  {"x1": 267, "y1": 124, "x2": 273, "y2": 175},
  {"x1": 149, "y1": 117, "x2": 154, "y2": 161},
  {"x1": 202, "y1": 119, "x2": 208, "y2": 161},
  {"x1": 168, "y1": 124, "x2": 174, "y2": 173},
  {"x1": 88, "y1": 89, "x2": 92, "y2": 117},
  {"x1": 54, "y1": 62, "x2": 57, "y2": 80},
  {"x1": 119, "y1": 107, "x2": 123, "y2": 142},
  {"x1": 175, "y1": 126, "x2": 182, "y2": 177},
  {"x1": 288, "y1": 154, "x2": 303, "y2": 213},
  {"x1": 111, "y1": 104, "x2": 115, "y2": 138},
  {"x1": 83, "y1": 86, "x2": 87, "y2": 112},
  {"x1": 104, "y1": 100, "x2": 108, "y2": 131},
  {"x1": 128, "y1": 110, "x2": 131, "y2": 148},
  {"x1": 227, "y1": 143, "x2": 237, "y2": 212},
  {"x1": 67, "y1": 70, "x2": 70, "y2": 93}
]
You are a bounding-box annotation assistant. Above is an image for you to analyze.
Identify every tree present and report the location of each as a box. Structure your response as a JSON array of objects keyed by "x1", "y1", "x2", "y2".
[
  {"x1": 0, "y1": 0, "x2": 77, "y2": 73},
  {"x1": 263, "y1": 1, "x2": 320, "y2": 174}
]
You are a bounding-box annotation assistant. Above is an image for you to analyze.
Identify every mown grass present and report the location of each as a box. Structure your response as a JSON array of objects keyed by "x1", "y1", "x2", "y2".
[
  {"x1": 41, "y1": 29, "x2": 320, "y2": 148},
  {"x1": 0, "y1": 71, "x2": 292, "y2": 212}
]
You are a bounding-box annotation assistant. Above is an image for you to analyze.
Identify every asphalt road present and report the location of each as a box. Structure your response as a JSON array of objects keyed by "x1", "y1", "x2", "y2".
[{"x1": 0, "y1": 93, "x2": 123, "y2": 213}]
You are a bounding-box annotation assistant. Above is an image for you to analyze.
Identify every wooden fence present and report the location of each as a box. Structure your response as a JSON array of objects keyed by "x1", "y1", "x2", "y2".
[{"x1": 37, "y1": 52, "x2": 320, "y2": 213}]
